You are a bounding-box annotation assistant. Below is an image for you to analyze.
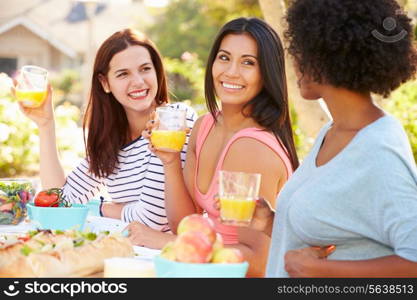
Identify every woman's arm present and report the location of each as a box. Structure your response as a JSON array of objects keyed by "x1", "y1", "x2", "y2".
[
  {"x1": 221, "y1": 137, "x2": 288, "y2": 277},
  {"x1": 285, "y1": 248, "x2": 417, "y2": 277},
  {"x1": 38, "y1": 121, "x2": 66, "y2": 188},
  {"x1": 125, "y1": 221, "x2": 176, "y2": 249},
  {"x1": 142, "y1": 115, "x2": 204, "y2": 233},
  {"x1": 161, "y1": 116, "x2": 204, "y2": 232},
  {"x1": 233, "y1": 227, "x2": 272, "y2": 277},
  {"x1": 17, "y1": 85, "x2": 66, "y2": 188},
  {"x1": 250, "y1": 198, "x2": 275, "y2": 237}
]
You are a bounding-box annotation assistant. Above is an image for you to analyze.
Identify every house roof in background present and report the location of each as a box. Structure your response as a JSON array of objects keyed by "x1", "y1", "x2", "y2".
[
  {"x1": 0, "y1": 16, "x2": 77, "y2": 58},
  {"x1": 0, "y1": 0, "x2": 150, "y2": 56}
]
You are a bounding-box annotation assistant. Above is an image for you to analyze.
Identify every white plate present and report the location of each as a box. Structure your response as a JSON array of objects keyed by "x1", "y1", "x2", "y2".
[
  {"x1": 84, "y1": 216, "x2": 128, "y2": 234},
  {"x1": 133, "y1": 246, "x2": 161, "y2": 259},
  {"x1": 0, "y1": 219, "x2": 37, "y2": 234}
]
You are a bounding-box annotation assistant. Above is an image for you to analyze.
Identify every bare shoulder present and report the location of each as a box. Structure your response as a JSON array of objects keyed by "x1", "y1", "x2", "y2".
[
  {"x1": 223, "y1": 136, "x2": 288, "y2": 205},
  {"x1": 224, "y1": 136, "x2": 286, "y2": 174}
]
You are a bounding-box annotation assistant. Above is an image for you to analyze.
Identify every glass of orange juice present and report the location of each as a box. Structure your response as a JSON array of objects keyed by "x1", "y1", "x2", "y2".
[
  {"x1": 219, "y1": 170, "x2": 261, "y2": 227},
  {"x1": 15, "y1": 65, "x2": 48, "y2": 108},
  {"x1": 150, "y1": 106, "x2": 187, "y2": 152}
]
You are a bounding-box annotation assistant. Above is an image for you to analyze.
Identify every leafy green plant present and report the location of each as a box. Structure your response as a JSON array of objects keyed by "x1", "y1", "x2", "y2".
[
  {"x1": 383, "y1": 80, "x2": 417, "y2": 163},
  {"x1": 290, "y1": 104, "x2": 314, "y2": 162},
  {"x1": 49, "y1": 69, "x2": 82, "y2": 107},
  {"x1": 0, "y1": 73, "x2": 84, "y2": 177},
  {"x1": 164, "y1": 55, "x2": 207, "y2": 115}
]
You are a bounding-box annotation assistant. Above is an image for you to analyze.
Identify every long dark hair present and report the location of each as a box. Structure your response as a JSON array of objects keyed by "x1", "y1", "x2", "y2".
[
  {"x1": 205, "y1": 17, "x2": 299, "y2": 170},
  {"x1": 83, "y1": 29, "x2": 168, "y2": 177}
]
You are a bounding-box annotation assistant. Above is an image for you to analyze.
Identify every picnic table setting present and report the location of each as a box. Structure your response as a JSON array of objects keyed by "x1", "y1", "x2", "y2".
[
  {"x1": 0, "y1": 178, "x2": 162, "y2": 278},
  {"x1": 0, "y1": 178, "x2": 249, "y2": 278}
]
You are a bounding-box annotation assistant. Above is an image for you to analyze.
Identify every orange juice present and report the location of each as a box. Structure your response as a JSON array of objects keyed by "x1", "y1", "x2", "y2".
[
  {"x1": 151, "y1": 130, "x2": 186, "y2": 152},
  {"x1": 15, "y1": 89, "x2": 47, "y2": 108},
  {"x1": 220, "y1": 197, "x2": 256, "y2": 226}
]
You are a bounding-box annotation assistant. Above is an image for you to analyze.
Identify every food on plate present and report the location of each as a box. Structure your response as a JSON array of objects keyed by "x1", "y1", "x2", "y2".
[
  {"x1": 159, "y1": 214, "x2": 244, "y2": 264},
  {"x1": 34, "y1": 188, "x2": 71, "y2": 207},
  {"x1": 0, "y1": 179, "x2": 34, "y2": 224},
  {"x1": 0, "y1": 229, "x2": 134, "y2": 277}
]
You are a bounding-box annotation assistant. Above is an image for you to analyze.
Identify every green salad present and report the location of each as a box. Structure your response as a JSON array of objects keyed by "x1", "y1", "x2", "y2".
[{"x1": 0, "y1": 179, "x2": 35, "y2": 225}]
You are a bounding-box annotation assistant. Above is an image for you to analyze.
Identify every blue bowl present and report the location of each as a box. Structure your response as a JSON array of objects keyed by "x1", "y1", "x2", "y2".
[
  {"x1": 153, "y1": 256, "x2": 249, "y2": 278},
  {"x1": 86, "y1": 198, "x2": 101, "y2": 216},
  {"x1": 27, "y1": 203, "x2": 89, "y2": 230}
]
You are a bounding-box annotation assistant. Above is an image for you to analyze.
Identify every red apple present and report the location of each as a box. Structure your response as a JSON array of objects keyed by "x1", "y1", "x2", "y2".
[
  {"x1": 211, "y1": 247, "x2": 244, "y2": 264},
  {"x1": 174, "y1": 231, "x2": 213, "y2": 263},
  {"x1": 177, "y1": 214, "x2": 216, "y2": 245},
  {"x1": 212, "y1": 233, "x2": 224, "y2": 252},
  {"x1": 160, "y1": 241, "x2": 176, "y2": 261}
]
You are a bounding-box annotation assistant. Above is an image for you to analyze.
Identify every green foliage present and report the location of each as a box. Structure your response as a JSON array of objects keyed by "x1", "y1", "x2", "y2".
[
  {"x1": 290, "y1": 103, "x2": 314, "y2": 161},
  {"x1": 146, "y1": 0, "x2": 220, "y2": 63},
  {"x1": 145, "y1": 0, "x2": 262, "y2": 63},
  {"x1": 164, "y1": 56, "x2": 208, "y2": 115},
  {"x1": 383, "y1": 80, "x2": 417, "y2": 163},
  {"x1": 164, "y1": 54, "x2": 205, "y2": 102},
  {"x1": 0, "y1": 95, "x2": 39, "y2": 177},
  {"x1": 49, "y1": 69, "x2": 81, "y2": 96},
  {"x1": 49, "y1": 69, "x2": 82, "y2": 107},
  {"x1": 203, "y1": 0, "x2": 262, "y2": 25}
]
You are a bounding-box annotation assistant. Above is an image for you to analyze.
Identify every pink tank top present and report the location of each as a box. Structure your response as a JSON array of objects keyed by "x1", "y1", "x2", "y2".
[{"x1": 194, "y1": 113, "x2": 294, "y2": 244}]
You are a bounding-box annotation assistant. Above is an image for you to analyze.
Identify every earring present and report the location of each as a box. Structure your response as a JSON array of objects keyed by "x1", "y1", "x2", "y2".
[{"x1": 104, "y1": 88, "x2": 110, "y2": 93}]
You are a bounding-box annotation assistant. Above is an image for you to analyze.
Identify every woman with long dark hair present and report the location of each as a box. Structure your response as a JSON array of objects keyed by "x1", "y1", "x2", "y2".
[
  {"x1": 141, "y1": 17, "x2": 299, "y2": 276},
  {"x1": 19, "y1": 29, "x2": 197, "y2": 241}
]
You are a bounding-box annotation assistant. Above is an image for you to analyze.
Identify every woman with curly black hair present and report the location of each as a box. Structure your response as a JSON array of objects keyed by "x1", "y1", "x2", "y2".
[{"x1": 250, "y1": 0, "x2": 417, "y2": 277}]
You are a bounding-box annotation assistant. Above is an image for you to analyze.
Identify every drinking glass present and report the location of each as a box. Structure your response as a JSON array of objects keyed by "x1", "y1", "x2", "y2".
[
  {"x1": 218, "y1": 170, "x2": 261, "y2": 227},
  {"x1": 150, "y1": 106, "x2": 187, "y2": 152},
  {"x1": 104, "y1": 257, "x2": 155, "y2": 277}
]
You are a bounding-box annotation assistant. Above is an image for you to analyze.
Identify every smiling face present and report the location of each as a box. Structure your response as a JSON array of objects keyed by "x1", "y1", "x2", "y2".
[
  {"x1": 212, "y1": 33, "x2": 263, "y2": 108},
  {"x1": 99, "y1": 45, "x2": 158, "y2": 117}
]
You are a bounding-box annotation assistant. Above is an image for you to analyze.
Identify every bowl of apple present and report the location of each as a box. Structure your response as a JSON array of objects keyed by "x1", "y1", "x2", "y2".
[{"x1": 153, "y1": 214, "x2": 249, "y2": 278}]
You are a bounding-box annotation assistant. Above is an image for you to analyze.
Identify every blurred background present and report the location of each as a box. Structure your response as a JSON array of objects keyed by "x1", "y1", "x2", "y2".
[{"x1": 0, "y1": 0, "x2": 416, "y2": 178}]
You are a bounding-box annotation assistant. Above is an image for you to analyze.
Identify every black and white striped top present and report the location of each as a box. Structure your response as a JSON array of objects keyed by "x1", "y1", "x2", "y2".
[{"x1": 62, "y1": 102, "x2": 197, "y2": 232}]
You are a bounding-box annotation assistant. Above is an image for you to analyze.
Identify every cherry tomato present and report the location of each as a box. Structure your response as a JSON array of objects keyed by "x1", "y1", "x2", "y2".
[
  {"x1": 33, "y1": 188, "x2": 70, "y2": 207},
  {"x1": 34, "y1": 190, "x2": 59, "y2": 207},
  {"x1": 18, "y1": 235, "x2": 31, "y2": 242}
]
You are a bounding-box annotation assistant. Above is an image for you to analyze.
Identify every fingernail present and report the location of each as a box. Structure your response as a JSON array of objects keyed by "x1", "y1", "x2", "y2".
[{"x1": 325, "y1": 245, "x2": 336, "y2": 253}]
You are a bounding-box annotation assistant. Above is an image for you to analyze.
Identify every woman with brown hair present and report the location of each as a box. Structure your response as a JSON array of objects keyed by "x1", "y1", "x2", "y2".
[
  {"x1": 19, "y1": 29, "x2": 197, "y2": 236},
  {"x1": 138, "y1": 17, "x2": 299, "y2": 276}
]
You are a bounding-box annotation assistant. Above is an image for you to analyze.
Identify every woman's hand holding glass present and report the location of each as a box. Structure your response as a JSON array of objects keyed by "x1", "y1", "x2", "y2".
[
  {"x1": 213, "y1": 195, "x2": 275, "y2": 233},
  {"x1": 142, "y1": 107, "x2": 190, "y2": 165},
  {"x1": 12, "y1": 67, "x2": 54, "y2": 128}
]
